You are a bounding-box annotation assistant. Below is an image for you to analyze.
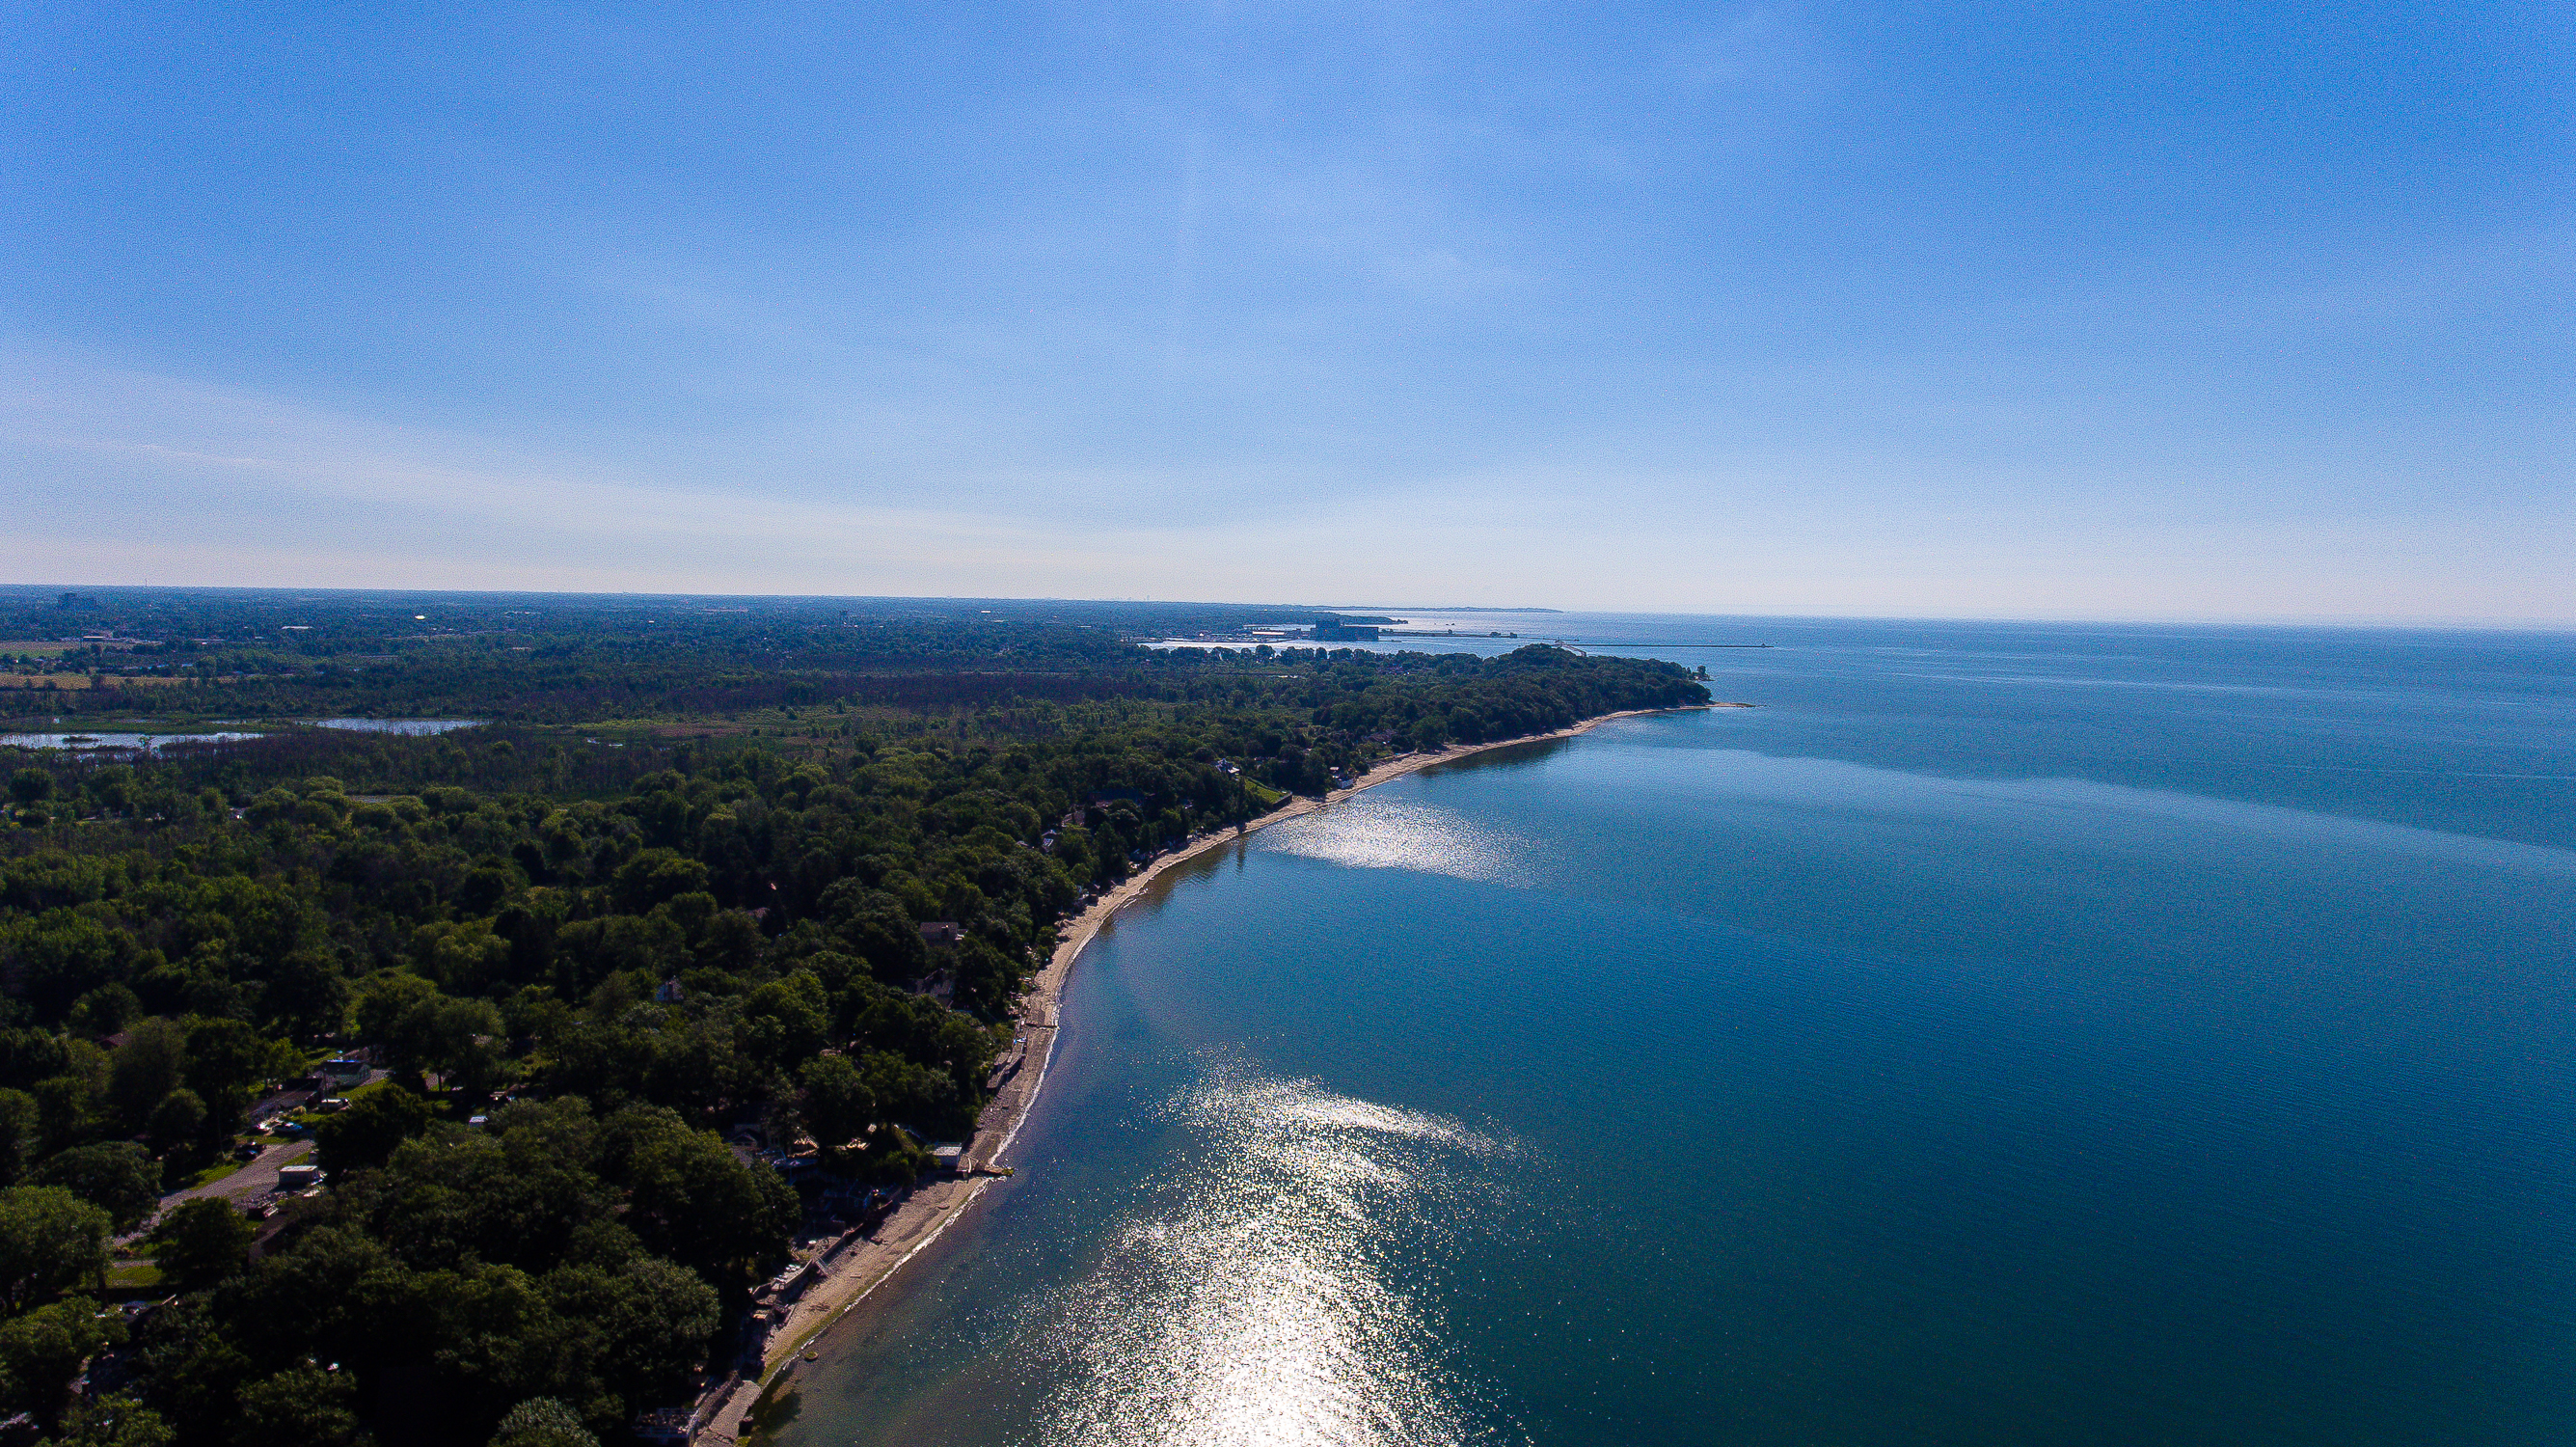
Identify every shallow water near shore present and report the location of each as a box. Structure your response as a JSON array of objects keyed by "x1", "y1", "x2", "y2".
[{"x1": 773, "y1": 619, "x2": 2576, "y2": 1447}]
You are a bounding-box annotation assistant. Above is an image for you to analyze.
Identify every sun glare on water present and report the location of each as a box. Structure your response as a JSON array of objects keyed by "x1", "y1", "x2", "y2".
[
  {"x1": 1022, "y1": 1068, "x2": 1520, "y2": 1446},
  {"x1": 1263, "y1": 797, "x2": 1529, "y2": 885}
]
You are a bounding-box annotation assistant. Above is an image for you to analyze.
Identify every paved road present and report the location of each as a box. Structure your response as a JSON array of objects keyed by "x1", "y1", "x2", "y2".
[
  {"x1": 247, "y1": 1066, "x2": 385, "y2": 1121},
  {"x1": 125, "y1": 1139, "x2": 314, "y2": 1239}
]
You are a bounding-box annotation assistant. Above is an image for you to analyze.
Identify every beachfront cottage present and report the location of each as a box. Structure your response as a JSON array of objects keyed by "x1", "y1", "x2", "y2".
[{"x1": 761, "y1": 1258, "x2": 818, "y2": 1305}]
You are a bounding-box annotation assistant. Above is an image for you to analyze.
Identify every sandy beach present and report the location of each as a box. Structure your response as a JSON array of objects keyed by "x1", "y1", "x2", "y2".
[{"x1": 701, "y1": 702, "x2": 1725, "y2": 1441}]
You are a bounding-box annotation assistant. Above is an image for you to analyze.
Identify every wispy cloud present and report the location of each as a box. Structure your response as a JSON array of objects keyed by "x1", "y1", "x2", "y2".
[{"x1": 5, "y1": 344, "x2": 2570, "y2": 620}]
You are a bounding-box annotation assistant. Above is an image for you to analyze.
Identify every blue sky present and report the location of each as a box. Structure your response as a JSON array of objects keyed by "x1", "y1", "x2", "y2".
[{"x1": 5, "y1": 1, "x2": 2568, "y2": 619}]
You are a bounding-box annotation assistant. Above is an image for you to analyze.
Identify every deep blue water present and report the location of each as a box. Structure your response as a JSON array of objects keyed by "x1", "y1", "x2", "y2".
[{"x1": 774, "y1": 618, "x2": 2576, "y2": 1446}]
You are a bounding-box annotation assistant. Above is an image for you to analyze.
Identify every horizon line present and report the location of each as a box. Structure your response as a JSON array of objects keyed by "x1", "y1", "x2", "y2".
[{"x1": 4, "y1": 583, "x2": 2572, "y2": 634}]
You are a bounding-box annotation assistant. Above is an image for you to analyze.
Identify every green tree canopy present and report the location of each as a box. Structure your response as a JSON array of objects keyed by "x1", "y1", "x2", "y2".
[
  {"x1": 356, "y1": 976, "x2": 503, "y2": 1090},
  {"x1": 311, "y1": 1085, "x2": 432, "y2": 1178},
  {"x1": 488, "y1": 1397, "x2": 596, "y2": 1447},
  {"x1": 146, "y1": 1090, "x2": 206, "y2": 1160},
  {"x1": 105, "y1": 1020, "x2": 187, "y2": 1133},
  {"x1": 799, "y1": 1053, "x2": 875, "y2": 1152},
  {"x1": 179, "y1": 1020, "x2": 297, "y2": 1133},
  {"x1": 0, "y1": 1296, "x2": 122, "y2": 1424},
  {"x1": 230, "y1": 1364, "x2": 361, "y2": 1447},
  {"x1": 46, "y1": 1392, "x2": 177, "y2": 1447},
  {"x1": 29, "y1": 1143, "x2": 159, "y2": 1232},
  {"x1": 0, "y1": 1089, "x2": 37, "y2": 1185},
  {"x1": 596, "y1": 1106, "x2": 796, "y2": 1283},
  {"x1": 147, "y1": 1199, "x2": 256, "y2": 1294}
]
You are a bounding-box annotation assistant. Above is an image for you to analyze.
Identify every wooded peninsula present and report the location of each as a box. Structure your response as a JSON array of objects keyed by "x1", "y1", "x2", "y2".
[{"x1": 0, "y1": 588, "x2": 1708, "y2": 1447}]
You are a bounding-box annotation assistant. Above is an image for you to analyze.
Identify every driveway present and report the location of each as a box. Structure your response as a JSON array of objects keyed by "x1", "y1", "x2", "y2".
[{"x1": 126, "y1": 1139, "x2": 314, "y2": 1239}]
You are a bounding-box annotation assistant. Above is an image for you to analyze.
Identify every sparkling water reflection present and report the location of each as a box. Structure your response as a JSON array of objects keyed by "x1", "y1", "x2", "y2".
[
  {"x1": 1023, "y1": 1067, "x2": 1511, "y2": 1446},
  {"x1": 1264, "y1": 797, "x2": 1530, "y2": 885},
  {"x1": 777, "y1": 621, "x2": 2576, "y2": 1447}
]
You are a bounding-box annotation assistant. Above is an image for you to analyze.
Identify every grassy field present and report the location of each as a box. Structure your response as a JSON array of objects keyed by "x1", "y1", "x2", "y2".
[
  {"x1": 105, "y1": 1261, "x2": 168, "y2": 1294},
  {"x1": 182, "y1": 1160, "x2": 245, "y2": 1189}
]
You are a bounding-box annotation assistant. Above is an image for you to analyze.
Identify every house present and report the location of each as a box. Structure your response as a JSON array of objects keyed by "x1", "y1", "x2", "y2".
[
  {"x1": 918, "y1": 921, "x2": 963, "y2": 948},
  {"x1": 761, "y1": 1258, "x2": 818, "y2": 1305},
  {"x1": 275, "y1": 1163, "x2": 322, "y2": 1191},
  {"x1": 654, "y1": 978, "x2": 686, "y2": 1004},
  {"x1": 928, "y1": 1144, "x2": 965, "y2": 1175},
  {"x1": 316, "y1": 1057, "x2": 368, "y2": 1086}
]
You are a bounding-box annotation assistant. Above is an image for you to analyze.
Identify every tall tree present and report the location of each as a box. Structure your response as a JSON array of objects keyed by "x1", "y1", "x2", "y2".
[
  {"x1": 147, "y1": 1199, "x2": 256, "y2": 1293},
  {"x1": 28, "y1": 1144, "x2": 159, "y2": 1233},
  {"x1": 0, "y1": 1187, "x2": 110, "y2": 1313}
]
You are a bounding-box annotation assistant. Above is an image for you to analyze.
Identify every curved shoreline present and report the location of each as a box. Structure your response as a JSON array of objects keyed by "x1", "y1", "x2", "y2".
[{"x1": 703, "y1": 703, "x2": 1727, "y2": 1441}]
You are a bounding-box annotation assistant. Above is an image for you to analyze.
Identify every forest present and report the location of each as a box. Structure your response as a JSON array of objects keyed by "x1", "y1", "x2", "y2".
[{"x1": 0, "y1": 590, "x2": 1707, "y2": 1446}]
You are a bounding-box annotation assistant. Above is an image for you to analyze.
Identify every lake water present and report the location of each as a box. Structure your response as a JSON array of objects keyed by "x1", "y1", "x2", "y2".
[
  {"x1": 312, "y1": 718, "x2": 484, "y2": 734},
  {"x1": 773, "y1": 618, "x2": 2576, "y2": 1447},
  {"x1": 0, "y1": 731, "x2": 265, "y2": 752}
]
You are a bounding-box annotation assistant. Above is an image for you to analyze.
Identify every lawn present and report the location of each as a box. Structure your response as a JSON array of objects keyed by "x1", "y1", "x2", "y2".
[
  {"x1": 182, "y1": 1160, "x2": 244, "y2": 1189},
  {"x1": 104, "y1": 1261, "x2": 167, "y2": 1294}
]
